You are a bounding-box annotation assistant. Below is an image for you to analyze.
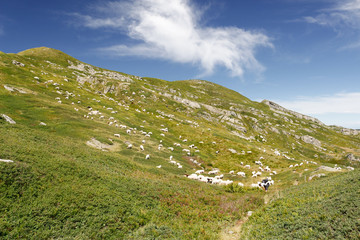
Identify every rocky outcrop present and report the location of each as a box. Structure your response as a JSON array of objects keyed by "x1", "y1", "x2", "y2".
[
  {"x1": 12, "y1": 60, "x2": 25, "y2": 67},
  {"x1": 262, "y1": 100, "x2": 324, "y2": 125},
  {"x1": 301, "y1": 135, "x2": 321, "y2": 148},
  {"x1": 340, "y1": 128, "x2": 359, "y2": 136},
  {"x1": 346, "y1": 153, "x2": 360, "y2": 162},
  {"x1": 4, "y1": 85, "x2": 29, "y2": 94}
]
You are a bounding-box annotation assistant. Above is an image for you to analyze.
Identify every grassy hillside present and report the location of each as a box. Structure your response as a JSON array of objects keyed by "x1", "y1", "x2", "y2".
[
  {"x1": 0, "y1": 47, "x2": 359, "y2": 238},
  {"x1": 241, "y1": 169, "x2": 360, "y2": 239}
]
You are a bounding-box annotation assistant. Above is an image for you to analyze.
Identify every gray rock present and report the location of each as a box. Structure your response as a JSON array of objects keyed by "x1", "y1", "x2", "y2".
[
  {"x1": 12, "y1": 60, "x2": 25, "y2": 67},
  {"x1": 301, "y1": 135, "x2": 321, "y2": 148},
  {"x1": 0, "y1": 159, "x2": 14, "y2": 163},
  {"x1": 346, "y1": 154, "x2": 360, "y2": 162},
  {"x1": 1, "y1": 114, "x2": 16, "y2": 124}
]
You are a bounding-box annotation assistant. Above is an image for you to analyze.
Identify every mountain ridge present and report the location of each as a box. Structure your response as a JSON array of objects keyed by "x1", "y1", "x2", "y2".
[{"x1": 0, "y1": 47, "x2": 359, "y2": 239}]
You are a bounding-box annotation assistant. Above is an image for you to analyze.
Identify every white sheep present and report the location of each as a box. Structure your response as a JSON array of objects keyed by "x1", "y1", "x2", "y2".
[
  {"x1": 195, "y1": 170, "x2": 204, "y2": 174},
  {"x1": 127, "y1": 144, "x2": 133, "y2": 149},
  {"x1": 244, "y1": 165, "x2": 251, "y2": 169},
  {"x1": 229, "y1": 170, "x2": 235, "y2": 174},
  {"x1": 114, "y1": 134, "x2": 120, "y2": 138},
  {"x1": 188, "y1": 174, "x2": 199, "y2": 180},
  {"x1": 219, "y1": 180, "x2": 233, "y2": 185},
  {"x1": 238, "y1": 182, "x2": 244, "y2": 187},
  {"x1": 156, "y1": 165, "x2": 162, "y2": 168},
  {"x1": 208, "y1": 169, "x2": 219, "y2": 175},
  {"x1": 237, "y1": 172, "x2": 246, "y2": 177},
  {"x1": 140, "y1": 145, "x2": 144, "y2": 151},
  {"x1": 145, "y1": 154, "x2": 150, "y2": 159}
]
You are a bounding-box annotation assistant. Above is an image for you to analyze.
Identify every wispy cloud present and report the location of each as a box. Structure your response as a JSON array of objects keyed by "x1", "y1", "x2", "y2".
[
  {"x1": 304, "y1": 0, "x2": 360, "y2": 28},
  {"x1": 275, "y1": 92, "x2": 360, "y2": 115},
  {"x1": 73, "y1": 0, "x2": 272, "y2": 78}
]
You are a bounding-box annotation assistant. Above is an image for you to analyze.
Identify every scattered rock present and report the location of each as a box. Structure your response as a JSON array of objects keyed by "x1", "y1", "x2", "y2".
[
  {"x1": 316, "y1": 166, "x2": 341, "y2": 172},
  {"x1": 301, "y1": 135, "x2": 321, "y2": 148},
  {"x1": 0, "y1": 159, "x2": 14, "y2": 163},
  {"x1": 12, "y1": 60, "x2": 25, "y2": 67},
  {"x1": 86, "y1": 138, "x2": 119, "y2": 151},
  {"x1": 309, "y1": 173, "x2": 325, "y2": 181},
  {"x1": 0, "y1": 114, "x2": 16, "y2": 124},
  {"x1": 228, "y1": 149, "x2": 237, "y2": 154},
  {"x1": 346, "y1": 153, "x2": 360, "y2": 162},
  {"x1": 4, "y1": 85, "x2": 28, "y2": 94}
]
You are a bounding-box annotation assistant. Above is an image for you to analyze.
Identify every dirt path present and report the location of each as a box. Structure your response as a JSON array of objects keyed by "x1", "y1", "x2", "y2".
[
  {"x1": 220, "y1": 190, "x2": 281, "y2": 239},
  {"x1": 220, "y1": 212, "x2": 251, "y2": 240}
]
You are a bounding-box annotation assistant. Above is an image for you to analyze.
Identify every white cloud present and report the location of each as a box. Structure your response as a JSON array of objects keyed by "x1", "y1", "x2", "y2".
[
  {"x1": 74, "y1": 0, "x2": 272, "y2": 78},
  {"x1": 275, "y1": 92, "x2": 360, "y2": 115},
  {"x1": 304, "y1": 0, "x2": 360, "y2": 30},
  {"x1": 273, "y1": 92, "x2": 360, "y2": 129}
]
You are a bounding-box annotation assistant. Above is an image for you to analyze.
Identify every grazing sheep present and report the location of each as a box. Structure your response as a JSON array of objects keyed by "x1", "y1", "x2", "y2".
[
  {"x1": 127, "y1": 144, "x2": 133, "y2": 149},
  {"x1": 251, "y1": 183, "x2": 261, "y2": 188},
  {"x1": 126, "y1": 129, "x2": 131, "y2": 134},
  {"x1": 244, "y1": 165, "x2": 251, "y2": 169},
  {"x1": 208, "y1": 169, "x2": 219, "y2": 175},
  {"x1": 214, "y1": 174, "x2": 224, "y2": 180},
  {"x1": 140, "y1": 145, "x2": 144, "y2": 151},
  {"x1": 237, "y1": 172, "x2": 246, "y2": 177},
  {"x1": 170, "y1": 160, "x2": 177, "y2": 165},
  {"x1": 178, "y1": 165, "x2": 183, "y2": 169},
  {"x1": 218, "y1": 180, "x2": 233, "y2": 185},
  {"x1": 195, "y1": 170, "x2": 204, "y2": 174},
  {"x1": 142, "y1": 140, "x2": 146, "y2": 144},
  {"x1": 145, "y1": 154, "x2": 150, "y2": 159},
  {"x1": 289, "y1": 165, "x2": 294, "y2": 168},
  {"x1": 168, "y1": 147, "x2": 174, "y2": 151},
  {"x1": 156, "y1": 165, "x2": 162, "y2": 168},
  {"x1": 114, "y1": 134, "x2": 120, "y2": 138},
  {"x1": 169, "y1": 156, "x2": 173, "y2": 161},
  {"x1": 229, "y1": 170, "x2": 235, "y2": 174},
  {"x1": 238, "y1": 182, "x2": 244, "y2": 187},
  {"x1": 188, "y1": 174, "x2": 199, "y2": 180}
]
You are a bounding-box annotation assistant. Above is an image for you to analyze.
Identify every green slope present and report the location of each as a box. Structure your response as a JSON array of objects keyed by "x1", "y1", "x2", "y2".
[
  {"x1": 241, "y1": 169, "x2": 360, "y2": 239},
  {"x1": 0, "y1": 47, "x2": 359, "y2": 239}
]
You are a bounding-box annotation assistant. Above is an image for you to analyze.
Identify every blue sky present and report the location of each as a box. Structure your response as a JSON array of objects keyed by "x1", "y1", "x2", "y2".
[{"x1": 1, "y1": 0, "x2": 360, "y2": 129}]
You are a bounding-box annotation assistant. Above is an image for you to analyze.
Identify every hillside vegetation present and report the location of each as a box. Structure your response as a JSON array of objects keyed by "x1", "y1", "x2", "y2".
[
  {"x1": 241, "y1": 169, "x2": 360, "y2": 239},
  {"x1": 0, "y1": 47, "x2": 359, "y2": 239}
]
